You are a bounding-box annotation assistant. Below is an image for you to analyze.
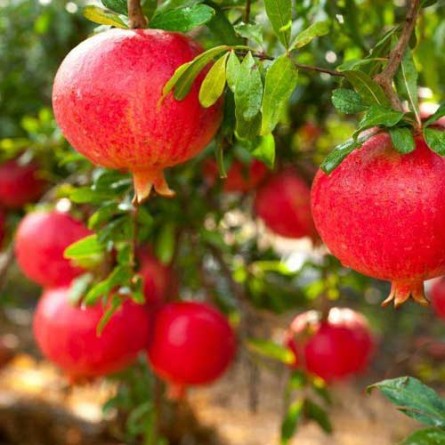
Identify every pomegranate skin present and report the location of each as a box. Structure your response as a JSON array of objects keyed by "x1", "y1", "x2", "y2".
[
  {"x1": 0, "y1": 159, "x2": 46, "y2": 209},
  {"x1": 254, "y1": 169, "x2": 317, "y2": 240},
  {"x1": 147, "y1": 302, "x2": 236, "y2": 388},
  {"x1": 311, "y1": 132, "x2": 445, "y2": 307},
  {"x1": 204, "y1": 159, "x2": 268, "y2": 193},
  {"x1": 15, "y1": 211, "x2": 91, "y2": 287},
  {"x1": 286, "y1": 308, "x2": 374, "y2": 382},
  {"x1": 33, "y1": 287, "x2": 150, "y2": 378},
  {"x1": 52, "y1": 29, "x2": 222, "y2": 202},
  {"x1": 431, "y1": 277, "x2": 445, "y2": 319}
]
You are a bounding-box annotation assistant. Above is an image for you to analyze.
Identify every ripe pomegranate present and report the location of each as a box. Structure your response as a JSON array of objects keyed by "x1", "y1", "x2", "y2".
[
  {"x1": 254, "y1": 169, "x2": 318, "y2": 240},
  {"x1": 430, "y1": 277, "x2": 445, "y2": 319},
  {"x1": 53, "y1": 29, "x2": 222, "y2": 202},
  {"x1": 147, "y1": 302, "x2": 236, "y2": 393},
  {"x1": 15, "y1": 211, "x2": 91, "y2": 287},
  {"x1": 286, "y1": 308, "x2": 374, "y2": 382},
  {"x1": 33, "y1": 287, "x2": 150, "y2": 378},
  {"x1": 0, "y1": 158, "x2": 46, "y2": 208},
  {"x1": 203, "y1": 159, "x2": 268, "y2": 193},
  {"x1": 311, "y1": 132, "x2": 445, "y2": 307}
]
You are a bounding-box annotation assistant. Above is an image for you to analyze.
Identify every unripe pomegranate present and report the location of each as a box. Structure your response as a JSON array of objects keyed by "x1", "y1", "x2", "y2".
[
  {"x1": 33, "y1": 287, "x2": 150, "y2": 378},
  {"x1": 311, "y1": 132, "x2": 445, "y2": 307},
  {"x1": 147, "y1": 302, "x2": 236, "y2": 392},
  {"x1": 53, "y1": 29, "x2": 222, "y2": 203},
  {"x1": 0, "y1": 159, "x2": 46, "y2": 208},
  {"x1": 431, "y1": 277, "x2": 445, "y2": 319},
  {"x1": 286, "y1": 308, "x2": 374, "y2": 382},
  {"x1": 203, "y1": 159, "x2": 268, "y2": 193},
  {"x1": 15, "y1": 211, "x2": 91, "y2": 287},
  {"x1": 254, "y1": 169, "x2": 317, "y2": 240}
]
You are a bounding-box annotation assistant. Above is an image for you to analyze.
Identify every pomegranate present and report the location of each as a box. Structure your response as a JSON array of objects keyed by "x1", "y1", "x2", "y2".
[
  {"x1": 15, "y1": 211, "x2": 91, "y2": 287},
  {"x1": 0, "y1": 158, "x2": 46, "y2": 208},
  {"x1": 52, "y1": 29, "x2": 222, "y2": 202},
  {"x1": 254, "y1": 169, "x2": 317, "y2": 240},
  {"x1": 33, "y1": 287, "x2": 150, "y2": 378},
  {"x1": 431, "y1": 277, "x2": 445, "y2": 319},
  {"x1": 147, "y1": 302, "x2": 236, "y2": 392},
  {"x1": 203, "y1": 159, "x2": 268, "y2": 193},
  {"x1": 311, "y1": 132, "x2": 445, "y2": 307},
  {"x1": 286, "y1": 308, "x2": 374, "y2": 382}
]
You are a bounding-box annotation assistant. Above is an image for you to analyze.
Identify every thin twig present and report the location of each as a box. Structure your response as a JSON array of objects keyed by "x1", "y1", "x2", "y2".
[
  {"x1": 0, "y1": 245, "x2": 15, "y2": 294},
  {"x1": 127, "y1": 0, "x2": 147, "y2": 29},
  {"x1": 244, "y1": 0, "x2": 252, "y2": 23},
  {"x1": 131, "y1": 202, "x2": 139, "y2": 270},
  {"x1": 374, "y1": 0, "x2": 421, "y2": 110}
]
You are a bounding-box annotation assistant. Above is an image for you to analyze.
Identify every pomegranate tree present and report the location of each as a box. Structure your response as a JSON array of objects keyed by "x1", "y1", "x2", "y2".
[
  {"x1": 147, "y1": 302, "x2": 236, "y2": 394},
  {"x1": 431, "y1": 277, "x2": 445, "y2": 319},
  {"x1": 286, "y1": 308, "x2": 374, "y2": 382},
  {"x1": 52, "y1": 29, "x2": 222, "y2": 202},
  {"x1": 312, "y1": 132, "x2": 445, "y2": 307},
  {"x1": 15, "y1": 211, "x2": 91, "y2": 287},
  {"x1": 254, "y1": 169, "x2": 317, "y2": 240},
  {"x1": 33, "y1": 287, "x2": 150, "y2": 379},
  {"x1": 0, "y1": 159, "x2": 46, "y2": 208}
]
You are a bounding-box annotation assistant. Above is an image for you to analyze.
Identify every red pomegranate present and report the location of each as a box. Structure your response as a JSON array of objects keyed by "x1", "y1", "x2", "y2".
[
  {"x1": 203, "y1": 159, "x2": 268, "y2": 193},
  {"x1": 311, "y1": 132, "x2": 445, "y2": 307},
  {"x1": 33, "y1": 287, "x2": 150, "y2": 378},
  {"x1": 0, "y1": 159, "x2": 46, "y2": 208},
  {"x1": 15, "y1": 211, "x2": 91, "y2": 287},
  {"x1": 147, "y1": 302, "x2": 236, "y2": 393},
  {"x1": 431, "y1": 277, "x2": 445, "y2": 319},
  {"x1": 254, "y1": 169, "x2": 317, "y2": 240},
  {"x1": 286, "y1": 308, "x2": 374, "y2": 382},
  {"x1": 52, "y1": 29, "x2": 222, "y2": 203}
]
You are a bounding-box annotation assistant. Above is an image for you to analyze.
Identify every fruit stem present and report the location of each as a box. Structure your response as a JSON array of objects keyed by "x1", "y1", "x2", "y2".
[
  {"x1": 127, "y1": 0, "x2": 148, "y2": 29},
  {"x1": 132, "y1": 169, "x2": 175, "y2": 204},
  {"x1": 381, "y1": 279, "x2": 429, "y2": 308}
]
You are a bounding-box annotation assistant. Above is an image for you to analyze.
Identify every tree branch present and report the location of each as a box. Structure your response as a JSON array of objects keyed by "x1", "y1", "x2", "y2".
[
  {"x1": 127, "y1": 0, "x2": 147, "y2": 29},
  {"x1": 374, "y1": 0, "x2": 421, "y2": 110}
]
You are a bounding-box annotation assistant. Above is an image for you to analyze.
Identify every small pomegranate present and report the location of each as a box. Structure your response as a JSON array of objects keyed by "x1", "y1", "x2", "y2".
[
  {"x1": 286, "y1": 308, "x2": 374, "y2": 382},
  {"x1": 0, "y1": 158, "x2": 46, "y2": 208},
  {"x1": 431, "y1": 277, "x2": 445, "y2": 319},
  {"x1": 254, "y1": 169, "x2": 317, "y2": 240},
  {"x1": 311, "y1": 132, "x2": 445, "y2": 307},
  {"x1": 203, "y1": 159, "x2": 268, "y2": 193},
  {"x1": 147, "y1": 302, "x2": 236, "y2": 393},
  {"x1": 33, "y1": 287, "x2": 150, "y2": 378},
  {"x1": 15, "y1": 211, "x2": 91, "y2": 287},
  {"x1": 53, "y1": 29, "x2": 222, "y2": 202}
]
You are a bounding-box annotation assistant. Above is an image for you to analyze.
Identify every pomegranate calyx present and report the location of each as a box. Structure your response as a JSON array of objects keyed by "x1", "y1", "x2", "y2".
[
  {"x1": 132, "y1": 170, "x2": 175, "y2": 204},
  {"x1": 382, "y1": 280, "x2": 430, "y2": 308}
]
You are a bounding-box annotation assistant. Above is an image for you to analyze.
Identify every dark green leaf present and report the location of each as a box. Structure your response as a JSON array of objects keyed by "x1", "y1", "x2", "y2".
[
  {"x1": 206, "y1": 2, "x2": 242, "y2": 46},
  {"x1": 343, "y1": 70, "x2": 391, "y2": 107},
  {"x1": 142, "y1": 0, "x2": 158, "y2": 20},
  {"x1": 389, "y1": 127, "x2": 415, "y2": 154},
  {"x1": 421, "y1": 0, "x2": 438, "y2": 7},
  {"x1": 82, "y1": 5, "x2": 128, "y2": 28},
  {"x1": 280, "y1": 399, "x2": 304, "y2": 445},
  {"x1": 320, "y1": 139, "x2": 361, "y2": 174},
  {"x1": 424, "y1": 128, "x2": 445, "y2": 155},
  {"x1": 368, "y1": 377, "x2": 445, "y2": 428},
  {"x1": 155, "y1": 223, "x2": 176, "y2": 264},
  {"x1": 291, "y1": 20, "x2": 330, "y2": 50},
  {"x1": 401, "y1": 428, "x2": 445, "y2": 445},
  {"x1": 264, "y1": 0, "x2": 292, "y2": 48},
  {"x1": 395, "y1": 50, "x2": 420, "y2": 122},
  {"x1": 424, "y1": 103, "x2": 445, "y2": 127},
  {"x1": 150, "y1": 4, "x2": 214, "y2": 32},
  {"x1": 236, "y1": 111, "x2": 262, "y2": 140},
  {"x1": 252, "y1": 134, "x2": 275, "y2": 168},
  {"x1": 261, "y1": 54, "x2": 298, "y2": 134},
  {"x1": 304, "y1": 399, "x2": 333, "y2": 434},
  {"x1": 356, "y1": 105, "x2": 404, "y2": 135},
  {"x1": 331, "y1": 88, "x2": 367, "y2": 114},
  {"x1": 101, "y1": 0, "x2": 127, "y2": 15},
  {"x1": 246, "y1": 338, "x2": 294, "y2": 364},
  {"x1": 64, "y1": 234, "x2": 105, "y2": 260},
  {"x1": 199, "y1": 52, "x2": 228, "y2": 108},
  {"x1": 234, "y1": 23, "x2": 263, "y2": 46}
]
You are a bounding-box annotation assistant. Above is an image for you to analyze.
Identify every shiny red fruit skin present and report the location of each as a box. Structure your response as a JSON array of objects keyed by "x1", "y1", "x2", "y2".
[
  {"x1": 147, "y1": 302, "x2": 236, "y2": 387},
  {"x1": 254, "y1": 169, "x2": 317, "y2": 239},
  {"x1": 286, "y1": 308, "x2": 374, "y2": 382},
  {"x1": 311, "y1": 132, "x2": 445, "y2": 306},
  {"x1": 15, "y1": 211, "x2": 91, "y2": 287},
  {"x1": 33, "y1": 287, "x2": 150, "y2": 378},
  {"x1": 0, "y1": 159, "x2": 45, "y2": 208},
  {"x1": 53, "y1": 29, "x2": 222, "y2": 201},
  {"x1": 431, "y1": 277, "x2": 445, "y2": 319},
  {"x1": 204, "y1": 159, "x2": 268, "y2": 193}
]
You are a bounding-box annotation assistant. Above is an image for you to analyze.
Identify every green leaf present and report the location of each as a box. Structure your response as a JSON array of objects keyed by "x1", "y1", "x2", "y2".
[
  {"x1": 82, "y1": 5, "x2": 128, "y2": 29},
  {"x1": 331, "y1": 88, "x2": 368, "y2": 114},
  {"x1": 356, "y1": 105, "x2": 404, "y2": 135},
  {"x1": 69, "y1": 187, "x2": 114, "y2": 204},
  {"x1": 280, "y1": 399, "x2": 304, "y2": 445},
  {"x1": 155, "y1": 223, "x2": 176, "y2": 264},
  {"x1": 252, "y1": 134, "x2": 275, "y2": 169},
  {"x1": 150, "y1": 4, "x2": 214, "y2": 32},
  {"x1": 401, "y1": 428, "x2": 445, "y2": 445},
  {"x1": 424, "y1": 103, "x2": 445, "y2": 127},
  {"x1": 320, "y1": 139, "x2": 361, "y2": 174},
  {"x1": 206, "y1": 2, "x2": 242, "y2": 46},
  {"x1": 68, "y1": 273, "x2": 94, "y2": 305},
  {"x1": 264, "y1": 0, "x2": 292, "y2": 48},
  {"x1": 368, "y1": 377, "x2": 445, "y2": 428},
  {"x1": 64, "y1": 235, "x2": 105, "y2": 260},
  {"x1": 424, "y1": 128, "x2": 445, "y2": 155},
  {"x1": 246, "y1": 338, "x2": 294, "y2": 364},
  {"x1": 97, "y1": 296, "x2": 123, "y2": 335},
  {"x1": 343, "y1": 70, "x2": 391, "y2": 107},
  {"x1": 101, "y1": 0, "x2": 127, "y2": 15},
  {"x1": 199, "y1": 52, "x2": 228, "y2": 108},
  {"x1": 395, "y1": 50, "x2": 420, "y2": 123},
  {"x1": 226, "y1": 51, "x2": 241, "y2": 93},
  {"x1": 337, "y1": 58, "x2": 384, "y2": 72},
  {"x1": 163, "y1": 46, "x2": 229, "y2": 100},
  {"x1": 304, "y1": 399, "x2": 333, "y2": 434},
  {"x1": 291, "y1": 20, "x2": 330, "y2": 50},
  {"x1": 233, "y1": 23, "x2": 263, "y2": 46},
  {"x1": 236, "y1": 111, "x2": 262, "y2": 140},
  {"x1": 261, "y1": 54, "x2": 298, "y2": 134},
  {"x1": 389, "y1": 127, "x2": 416, "y2": 154}
]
